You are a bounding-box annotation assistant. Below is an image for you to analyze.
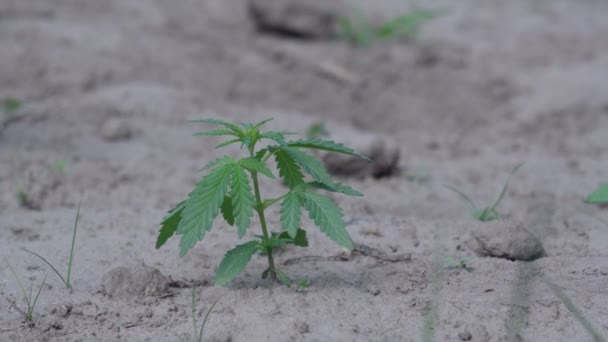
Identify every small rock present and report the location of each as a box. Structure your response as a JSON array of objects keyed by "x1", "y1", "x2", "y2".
[
  {"x1": 466, "y1": 220, "x2": 546, "y2": 261},
  {"x1": 101, "y1": 263, "x2": 169, "y2": 298},
  {"x1": 294, "y1": 320, "x2": 310, "y2": 334},
  {"x1": 366, "y1": 284, "x2": 381, "y2": 296},
  {"x1": 18, "y1": 162, "x2": 63, "y2": 210},
  {"x1": 249, "y1": 0, "x2": 343, "y2": 39},
  {"x1": 51, "y1": 304, "x2": 73, "y2": 318},
  {"x1": 101, "y1": 118, "x2": 132, "y2": 141},
  {"x1": 458, "y1": 330, "x2": 472, "y2": 341}
]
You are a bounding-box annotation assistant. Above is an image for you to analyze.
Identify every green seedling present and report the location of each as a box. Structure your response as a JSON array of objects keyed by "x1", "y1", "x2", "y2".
[
  {"x1": 22, "y1": 203, "x2": 81, "y2": 289},
  {"x1": 190, "y1": 288, "x2": 222, "y2": 342},
  {"x1": 584, "y1": 184, "x2": 608, "y2": 205},
  {"x1": 306, "y1": 122, "x2": 329, "y2": 140},
  {"x1": 156, "y1": 118, "x2": 367, "y2": 286},
  {"x1": 446, "y1": 163, "x2": 524, "y2": 222},
  {"x1": 50, "y1": 160, "x2": 69, "y2": 174},
  {"x1": 4, "y1": 259, "x2": 47, "y2": 322},
  {"x1": 405, "y1": 167, "x2": 430, "y2": 183},
  {"x1": 339, "y1": 7, "x2": 444, "y2": 48},
  {"x1": 2, "y1": 97, "x2": 22, "y2": 113},
  {"x1": 443, "y1": 256, "x2": 473, "y2": 270}
]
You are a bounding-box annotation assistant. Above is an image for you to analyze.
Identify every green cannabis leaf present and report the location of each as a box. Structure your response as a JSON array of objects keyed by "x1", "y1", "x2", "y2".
[
  {"x1": 585, "y1": 184, "x2": 608, "y2": 204},
  {"x1": 158, "y1": 118, "x2": 367, "y2": 286},
  {"x1": 215, "y1": 241, "x2": 260, "y2": 286}
]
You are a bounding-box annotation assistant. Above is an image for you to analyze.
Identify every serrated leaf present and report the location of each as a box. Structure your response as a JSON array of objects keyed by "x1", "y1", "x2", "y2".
[
  {"x1": 239, "y1": 158, "x2": 274, "y2": 179},
  {"x1": 307, "y1": 181, "x2": 363, "y2": 196},
  {"x1": 254, "y1": 149, "x2": 268, "y2": 161},
  {"x1": 288, "y1": 139, "x2": 369, "y2": 160},
  {"x1": 177, "y1": 164, "x2": 233, "y2": 256},
  {"x1": 193, "y1": 129, "x2": 238, "y2": 137},
  {"x1": 230, "y1": 165, "x2": 255, "y2": 239},
  {"x1": 260, "y1": 131, "x2": 287, "y2": 145},
  {"x1": 215, "y1": 241, "x2": 260, "y2": 286},
  {"x1": 253, "y1": 118, "x2": 274, "y2": 129},
  {"x1": 216, "y1": 138, "x2": 241, "y2": 149},
  {"x1": 190, "y1": 118, "x2": 243, "y2": 134},
  {"x1": 280, "y1": 191, "x2": 302, "y2": 238},
  {"x1": 301, "y1": 192, "x2": 353, "y2": 249},
  {"x1": 156, "y1": 201, "x2": 186, "y2": 249},
  {"x1": 220, "y1": 195, "x2": 234, "y2": 226},
  {"x1": 585, "y1": 184, "x2": 608, "y2": 204},
  {"x1": 283, "y1": 147, "x2": 333, "y2": 185},
  {"x1": 200, "y1": 156, "x2": 234, "y2": 171},
  {"x1": 274, "y1": 149, "x2": 305, "y2": 188}
]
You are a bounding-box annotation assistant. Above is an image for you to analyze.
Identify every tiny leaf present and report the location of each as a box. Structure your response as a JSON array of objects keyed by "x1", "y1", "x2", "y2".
[
  {"x1": 190, "y1": 118, "x2": 243, "y2": 134},
  {"x1": 585, "y1": 184, "x2": 608, "y2": 204},
  {"x1": 307, "y1": 181, "x2": 363, "y2": 197},
  {"x1": 301, "y1": 192, "x2": 353, "y2": 249},
  {"x1": 156, "y1": 201, "x2": 186, "y2": 249},
  {"x1": 280, "y1": 191, "x2": 302, "y2": 238},
  {"x1": 215, "y1": 138, "x2": 241, "y2": 149},
  {"x1": 274, "y1": 149, "x2": 305, "y2": 188},
  {"x1": 278, "y1": 229, "x2": 309, "y2": 247},
  {"x1": 260, "y1": 131, "x2": 287, "y2": 145},
  {"x1": 220, "y1": 196, "x2": 235, "y2": 226},
  {"x1": 230, "y1": 165, "x2": 255, "y2": 239},
  {"x1": 177, "y1": 163, "x2": 233, "y2": 256},
  {"x1": 276, "y1": 270, "x2": 292, "y2": 286},
  {"x1": 288, "y1": 139, "x2": 369, "y2": 160},
  {"x1": 239, "y1": 158, "x2": 274, "y2": 179},
  {"x1": 215, "y1": 241, "x2": 260, "y2": 286},
  {"x1": 194, "y1": 129, "x2": 237, "y2": 137}
]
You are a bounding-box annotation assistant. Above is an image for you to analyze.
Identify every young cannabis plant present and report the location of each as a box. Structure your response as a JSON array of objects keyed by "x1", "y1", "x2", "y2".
[
  {"x1": 156, "y1": 118, "x2": 367, "y2": 286},
  {"x1": 446, "y1": 163, "x2": 524, "y2": 222}
]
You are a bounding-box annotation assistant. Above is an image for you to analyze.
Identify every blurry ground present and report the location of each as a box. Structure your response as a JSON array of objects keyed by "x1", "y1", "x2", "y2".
[{"x1": 1, "y1": 0, "x2": 608, "y2": 341}]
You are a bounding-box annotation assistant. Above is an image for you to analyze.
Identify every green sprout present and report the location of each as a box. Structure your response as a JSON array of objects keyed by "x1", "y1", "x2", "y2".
[
  {"x1": 446, "y1": 163, "x2": 524, "y2": 222},
  {"x1": 306, "y1": 122, "x2": 329, "y2": 140},
  {"x1": 156, "y1": 118, "x2": 367, "y2": 286},
  {"x1": 5, "y1": 259, "x2": 47, "y2": 322},
  {"x1": 584, "y1": 184, "x2": 608, "y2": 205},
  {"x1": 338, "y1": 7, "x2": 444, "y2": 48},
  {"x1": 443, "y1": 256, "x2": 473, "y2": 270},
  {"x1": 22, "y1": 203, "x2": 81, "y2": 289},
  {"x1": 190, "y1": 288, "x2": 222, "y2": 342},
  {"x1": 2, "y1": 97, "x2": 22, "y2": 113}
]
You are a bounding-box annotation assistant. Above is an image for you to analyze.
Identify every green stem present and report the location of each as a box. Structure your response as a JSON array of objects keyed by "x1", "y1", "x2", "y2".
[{"x1": 249, "y1": 147, "x2": 277, "y2": 280}]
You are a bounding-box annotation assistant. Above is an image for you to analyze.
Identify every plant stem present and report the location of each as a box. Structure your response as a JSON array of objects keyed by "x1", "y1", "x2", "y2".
[
  {"x1": 251, "y1": 171, "x2": 277, "y2": 280},
  {"x1": 249, "y1": 146, "x2": 276, "y2": 280},
  {"x1": 66, "y1": 202, "x2": 80, "y2": 289}
]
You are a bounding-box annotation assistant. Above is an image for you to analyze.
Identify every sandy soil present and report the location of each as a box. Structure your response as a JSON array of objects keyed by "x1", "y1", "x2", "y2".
[{"x1": 1, "y1": 0, "x2": 608, "y2": 341}]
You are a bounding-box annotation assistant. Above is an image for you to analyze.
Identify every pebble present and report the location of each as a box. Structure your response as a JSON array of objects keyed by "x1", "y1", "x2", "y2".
[
  {"x1": 101, "y1": 117, "x2": 132, "y2": 141},
  {"x1": 466, "y1": 219, "x2": 546, "y2": 261},
  {"x1": 101, "y1": 263, "x2": 169, "y2": 298}
]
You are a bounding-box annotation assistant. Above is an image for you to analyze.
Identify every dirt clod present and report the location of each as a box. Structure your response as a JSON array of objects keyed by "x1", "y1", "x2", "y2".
[
  {"x1": 249, "y1": 0, "x2": 342, "y2": 39},
  {"x1": 458, "y1": 330, "x2": 473, "y2": 341},
  {"x1": 100, "y1": 118, "x2": 133, "y2": 142},
  {"x1": 466, "y1": 220, "x2": 546, "y2": 261},
  {"x1": 101, "y1": 263, "x2": 169, "y2": 298}
]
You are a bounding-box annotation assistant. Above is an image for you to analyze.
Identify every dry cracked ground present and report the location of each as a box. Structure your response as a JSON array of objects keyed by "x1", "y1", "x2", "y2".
[{"x1": 1, "y1": 0, "x2": 608, "y2": 341}]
